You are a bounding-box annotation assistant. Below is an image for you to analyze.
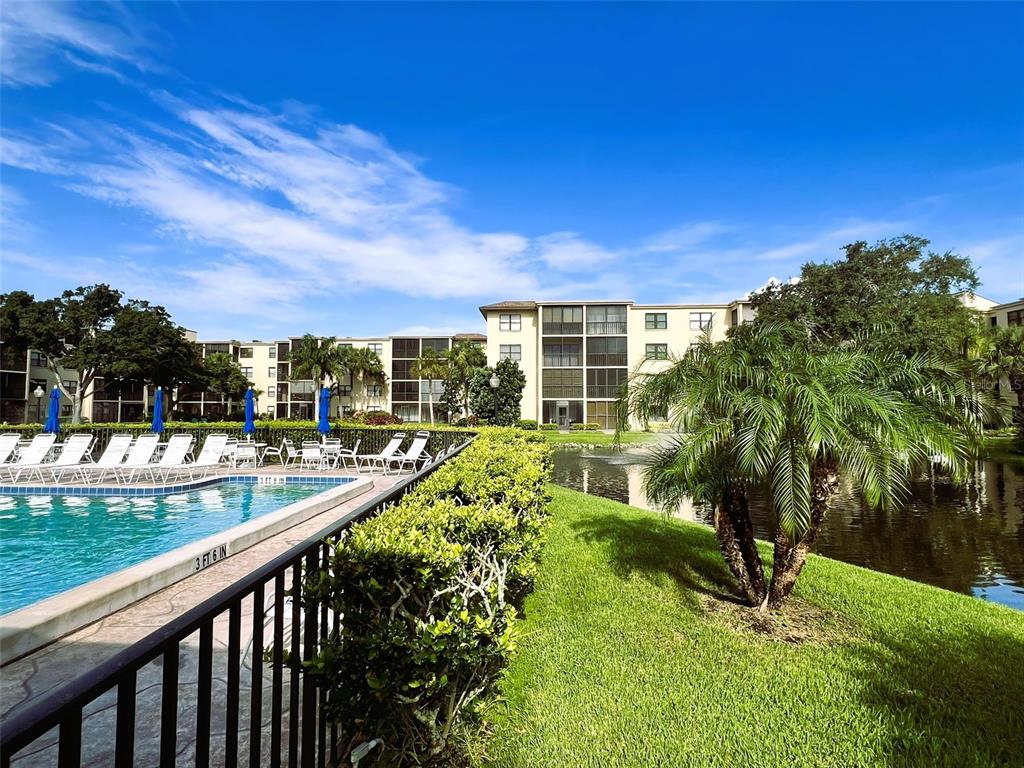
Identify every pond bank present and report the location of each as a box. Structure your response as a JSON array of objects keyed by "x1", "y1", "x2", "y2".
[{"x1": 473, "y1": 486, "x2": 1024, "y2": 768}]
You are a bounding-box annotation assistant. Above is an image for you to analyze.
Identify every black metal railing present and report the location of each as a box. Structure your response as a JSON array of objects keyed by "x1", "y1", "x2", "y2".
[{"x1": 0, "y1": 440, "x2": 472, "y2": 767}]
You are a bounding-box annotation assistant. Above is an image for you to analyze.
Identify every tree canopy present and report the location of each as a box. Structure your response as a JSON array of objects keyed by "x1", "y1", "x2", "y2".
[
  {"x1": 468, "y1": 359, "x2": 526, "y2": 426},
  {"x1": 750, "y1": 236, "x2": 982, "y2": 360}
]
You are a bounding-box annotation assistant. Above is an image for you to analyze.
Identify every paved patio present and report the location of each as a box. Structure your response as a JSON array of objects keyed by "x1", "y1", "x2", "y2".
[{"x1": 0, "y1": 469, "x2": 401, "y2": 766}]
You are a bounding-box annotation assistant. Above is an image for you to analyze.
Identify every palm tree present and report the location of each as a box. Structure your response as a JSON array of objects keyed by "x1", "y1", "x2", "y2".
[
  {"x1": 620, "y1": 323, "x2": 990, "y2": 610},
  {"x1": 410, "y1": 348, "x2": 449, "y2": 424},
  {"x1": 341, "y1": 346, "x2": 388, "y2": 411},
  {"x1": 288, "y1": 334, "x2": 347, "y2": 423},
  {"x1": 973, "y1": 324, "x2": 1024, "y2": 438},
  {"x1": 444, "y1": 340, "x2": 487, "y2": 419}
]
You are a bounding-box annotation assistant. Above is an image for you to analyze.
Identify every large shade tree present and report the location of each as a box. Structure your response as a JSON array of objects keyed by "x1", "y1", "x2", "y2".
[
  {"x1": 201, "y1": 352, "x2": 253, "y2": 417},
  {"x1": 289, "y1": 335, "x2": 348, "y2": 422},
  {"x1": 1, "y1": 286, "x2": 126, "y2": 423},
  {"x1": 751, "y1": 236, "x2": 982, "y2": 361},
  {"x1": 619, "y1": 323, "x2": 990, "y2": 610}
]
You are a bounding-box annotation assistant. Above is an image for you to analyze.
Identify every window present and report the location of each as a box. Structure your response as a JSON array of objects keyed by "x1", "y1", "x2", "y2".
[
  {"x1": 542, "y1": 306, "x2": 583, "y2": 334},
  {"x1": 239, "y1": 347, "x2": 253, "y2": 358},
  {"x1": 587, "y1": 368, "x2": 628, "y2": 398},
  {"x1": 422, "y1": 338, "x2": 450, "y2": 353},
  {"x1": 367, "y1": 343, "x2": 383, "y2": 355},
  {"x1": 268, "y1": 367, "x2": 276, "y2": 378},
  {"x1": 731, "y1": 308, "x2": 739, "y2": 325},
  {"x1": 240, "y1": 366, "x2": 253, "y2": 378},
  {"x1": 587, "y1": 401, "x2": 617, "y2": 430},
  {"x1": 543, "y1": 339, "x2": 581, "y2": 367},
  {"x1": 367, "y1": 384, "x2": 383, "y2": 397},
  {"x1": 393, "y1": 404, "x2": 419, "y2": 421},
  {"x1": 690, "y1": 312, "x2": 713, "y2": 331},
  {"x1": 500, "y1": 344, "x2": 522, "y2": 361},
  {"x1": 646, "y1": 344, "x2": 668, "y2": 360},
  {"x1": 392, "y1": 360, "x2": 414, "y2": 379},
  {"x1": 586, "y1": 337, "x2": 627, "y2": 366},
  {"x1": 1009, "y1": 309, "x2": 1023, "y2": 327},
  {"x1": 338, "y1": 343, "x2": 353, "y2": 349},
  {"x1": 63, "y1": 380, "x2": 78, "y2": 394},
  {"x1": 29, "y1": 351, "x2": 47, "y2": 367},
  {"x1": 393, "y1": 338, "x2": 419, "y2": 358},
  {"x1": 393, "y1": 381, "x2": 419, "y2": 401},
  {"x1": 499, "y1": 313, "x2": 522, "y2": 332},
  {"x1": 645, "y1": 312, "x2": 667, "y2": 330},
  {"x1": 268, "y1": 347, "x2": 276, "y2": 359},
  {"x1": 420, "y1": 380, "x2": 444, "y2": 396},
  {"x1": 337, "y1": 384, "x2": 353, "y2": 396},
  {"x1": 60, "y1": 404, "x2": 73, "y2": 417},
  {"x1": 586, "y1": 305, "x2": 627, "y2": 335},
  {"x1": 267, "y1": 386, "x2": 276, "y2": 397},
  {"x1": 542, "y1": 369, "x2": 584, "y2": 398}
]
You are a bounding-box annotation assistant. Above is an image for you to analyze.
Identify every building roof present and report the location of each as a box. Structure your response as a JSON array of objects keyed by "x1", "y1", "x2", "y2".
[
  {"x1": 478, "y1": 300, "x2": 539, "y2": 317},
  {"x1": 453, "y1": 332, "x2": 487, "y2": 341}
]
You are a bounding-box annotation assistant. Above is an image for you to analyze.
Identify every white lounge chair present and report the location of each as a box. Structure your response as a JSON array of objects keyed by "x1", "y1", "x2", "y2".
[
  {"x1": 113, "y1": 434, "x2": 162, "y2": 484},
  {"x1": 0, "y1": 433, "x2": 21, "y2": 467},
  {"x1": 230, "y1": 441, "x2": 258, "y2": 470},
  {"x1": 9, "y1": 434, "x2": 94, "y2": 483},
  {"x1": 334, "y1": 438, "x2": 361, "y2": 471},
  {"x1": 355, "y1": 432, "x2": 407, "y2": 474},
  {"x1": 382, "y1": 431, "x2": 431, "y2": 474},
  {"x1": 141, "y1": 434, "x2": 195, "y2": 482},
  {"x1": 262, "y1": 438, "x2": 297, "y2": 468},
  {"x1": 0, "y1": 433, "x2": 58, "y2": 482},
  {"x1": 172, "y1": 433, "x2": 229, "y2": 480},
  {"x1": 66, "y1": 434, "x2": 134, "y2": 484},
  {"x1": 298, "y1": 441, "x2": 326, "y2": 472}
]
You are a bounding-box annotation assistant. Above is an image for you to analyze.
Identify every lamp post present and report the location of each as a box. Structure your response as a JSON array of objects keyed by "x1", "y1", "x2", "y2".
[
  {"x1": 33, "y1": 385, "x2": 45, "y2": 423},
  {"x1": 489, "y1": 373, "x2": 500, "y2": 389}
]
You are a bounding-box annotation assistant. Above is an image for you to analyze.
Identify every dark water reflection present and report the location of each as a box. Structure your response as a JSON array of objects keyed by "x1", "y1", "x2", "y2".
[{"x1": 553, "y1": 447, "x2": 1024, "y2": 610}]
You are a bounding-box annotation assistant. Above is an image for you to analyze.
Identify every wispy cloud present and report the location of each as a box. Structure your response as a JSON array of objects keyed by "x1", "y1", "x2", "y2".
[{"x1": 0, "y1": 2, "x2": 151, "y2": 87}]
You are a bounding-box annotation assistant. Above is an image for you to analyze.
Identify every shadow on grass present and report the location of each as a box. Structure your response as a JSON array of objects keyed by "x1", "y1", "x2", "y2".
[
  {"x1": 849, "y1": 622, "x2": 1024, "y2": 767},
  {"x1": 569, "y1": 511, "x2": 741, "y2": 610}
]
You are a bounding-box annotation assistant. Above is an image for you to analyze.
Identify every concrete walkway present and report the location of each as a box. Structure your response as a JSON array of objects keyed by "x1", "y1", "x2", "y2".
[{"x1": 1, "y1": 472, "x2": 400, "y2": 766}]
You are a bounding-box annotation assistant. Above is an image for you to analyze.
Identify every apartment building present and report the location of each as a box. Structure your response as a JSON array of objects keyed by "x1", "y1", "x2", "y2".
[{"x1": 480, "y1": 298, "x2": 755, "y2": 428}]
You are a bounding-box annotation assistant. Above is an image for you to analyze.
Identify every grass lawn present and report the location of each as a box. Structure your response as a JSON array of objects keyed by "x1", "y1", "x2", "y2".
[
  {"x1": 537, "y1": 430, "x2": 661, "y2": 446},
  {"x1": 472, "y1": 486, "x2": 1024, "y2": 768}
]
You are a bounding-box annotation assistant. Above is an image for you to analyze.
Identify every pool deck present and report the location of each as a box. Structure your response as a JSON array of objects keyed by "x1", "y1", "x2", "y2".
[{"x1": 0, "y1": 468, "x2": 401, "y2": 762}]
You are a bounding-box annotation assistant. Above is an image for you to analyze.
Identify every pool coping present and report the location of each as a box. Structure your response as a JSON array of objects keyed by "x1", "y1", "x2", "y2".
[{"x1": 0, "y1": 475, "x2": 373, "y2": 663}]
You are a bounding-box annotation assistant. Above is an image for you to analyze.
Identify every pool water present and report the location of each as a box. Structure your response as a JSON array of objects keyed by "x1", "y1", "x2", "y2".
[{"x1": 0, "y1": 480, "x2": 345, "y2": 614}]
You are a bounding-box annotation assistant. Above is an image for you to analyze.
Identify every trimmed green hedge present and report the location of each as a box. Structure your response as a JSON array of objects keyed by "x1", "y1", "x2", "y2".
[
  {"x1": 539, "y1": 423, "x2": 559, "y2": 431},
  {"x1": 516, "y1": 419, "x2": 538, "y2": 431},
  {"x1": 306, "y1": 428, "x2": 551, "y2": 764},
  {"x1": 569, "y1": 422, "x2": 601, "y2": 431}
]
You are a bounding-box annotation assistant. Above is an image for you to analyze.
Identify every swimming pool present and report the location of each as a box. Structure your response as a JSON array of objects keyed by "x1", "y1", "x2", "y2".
[{"x1": 0, "y1": 478, "x2": 353, "y2": 614}]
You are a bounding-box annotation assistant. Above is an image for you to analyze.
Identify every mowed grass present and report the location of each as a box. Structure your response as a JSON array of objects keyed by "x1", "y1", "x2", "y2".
[
  {"x1": 473, "y1": 486, "x2": 1024, "y2": 768},
  {"x1": 537, "y1": 430, "x2": 661, "y2": 446}
]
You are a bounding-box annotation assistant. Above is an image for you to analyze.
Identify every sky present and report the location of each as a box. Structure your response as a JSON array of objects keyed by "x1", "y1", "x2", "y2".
[{"x1": 1, "y1": 2, "x2": 1022, "y2": 340}]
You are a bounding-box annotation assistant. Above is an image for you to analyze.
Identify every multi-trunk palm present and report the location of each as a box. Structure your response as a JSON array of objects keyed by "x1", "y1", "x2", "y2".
[{"x1": 620, "y1": 323, "x2": 990, "y2": 609}]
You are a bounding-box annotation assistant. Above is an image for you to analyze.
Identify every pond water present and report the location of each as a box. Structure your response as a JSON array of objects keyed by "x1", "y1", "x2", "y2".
[{"x1": 552, "y1": 447, "x2": 1024, "y2": 610}]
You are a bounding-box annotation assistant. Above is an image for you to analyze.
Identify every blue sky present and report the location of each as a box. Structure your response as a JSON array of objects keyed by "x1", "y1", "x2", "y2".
[{"x1": 2, "y1": 2, "x2": 1022, "y2": 339}]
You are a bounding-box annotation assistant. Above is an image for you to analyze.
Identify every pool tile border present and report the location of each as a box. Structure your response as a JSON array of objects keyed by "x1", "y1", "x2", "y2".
[{"x1": 0, "y1": 474, "x2": 352, "y2": 497}]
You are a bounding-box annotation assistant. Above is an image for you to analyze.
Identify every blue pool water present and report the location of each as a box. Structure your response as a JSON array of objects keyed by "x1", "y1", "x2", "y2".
[{"x1": 0, "y1": 479, "x2": 348, "y2": 614}]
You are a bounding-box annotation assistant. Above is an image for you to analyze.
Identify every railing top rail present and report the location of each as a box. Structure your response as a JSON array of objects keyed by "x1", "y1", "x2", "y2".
[{"x1": 0, "y1": 437, "x2": 475, "y2": 757}]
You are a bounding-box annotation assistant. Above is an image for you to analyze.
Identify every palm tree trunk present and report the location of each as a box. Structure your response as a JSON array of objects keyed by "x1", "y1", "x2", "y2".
[
  {"x1": 765, "y1": 462, "x2": 839, "y2": 609},
  {"x1": 714, "y1": 486, "x2": 766, "y2": 606},
  {"x1": 427, "y1": 380, "x2": 435, "y2": 424}
]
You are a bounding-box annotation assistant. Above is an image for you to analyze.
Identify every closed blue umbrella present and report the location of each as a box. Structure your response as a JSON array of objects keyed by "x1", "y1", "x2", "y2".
[
  {"x1": 243, "y1": 387, "x2": 256, "y2": 438},
  {"x1": 151, "y1": 387, "x2": 165, "y2": 433},
  {"x1": 44, "y1": 387, "x2": 61, "y2": 433},
  {"x1": 318, "y1": 386, "x2": 331, "y2": 437}
]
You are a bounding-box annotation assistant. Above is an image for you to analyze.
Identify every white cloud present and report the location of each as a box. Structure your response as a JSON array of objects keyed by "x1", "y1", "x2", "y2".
[
  {"x1": 533, "y1": 231, "x2": 619, "y2": 271},
  {"x1": 640, "y1": 221, "x2": 730, "y2": 254},
  {"x1": 0, "y1": 2, "x2": 148, "y2": 87},
  {"x1": 755, "y1": 220, "x2": 911, "y2": 261}
]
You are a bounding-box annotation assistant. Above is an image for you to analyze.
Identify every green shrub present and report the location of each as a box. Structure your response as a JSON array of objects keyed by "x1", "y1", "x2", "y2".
[
  {"x1": 516, "y1": 419, "x2": 538, "y2": 430},
  {"x1": 569, "y1": 422, "x2": 601, "y2": 431},
  {"x1": 306, "y1": 429, "x2": 552, "y2": 765},
  {"x1": 539, "y1": 423, "x2": 559, "y2": 431}
]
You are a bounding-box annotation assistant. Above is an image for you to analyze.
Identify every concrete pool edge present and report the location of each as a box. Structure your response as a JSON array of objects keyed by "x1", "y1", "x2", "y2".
[{"x1": 0, "y1": 475, "x2": 373, "y2": 663}]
